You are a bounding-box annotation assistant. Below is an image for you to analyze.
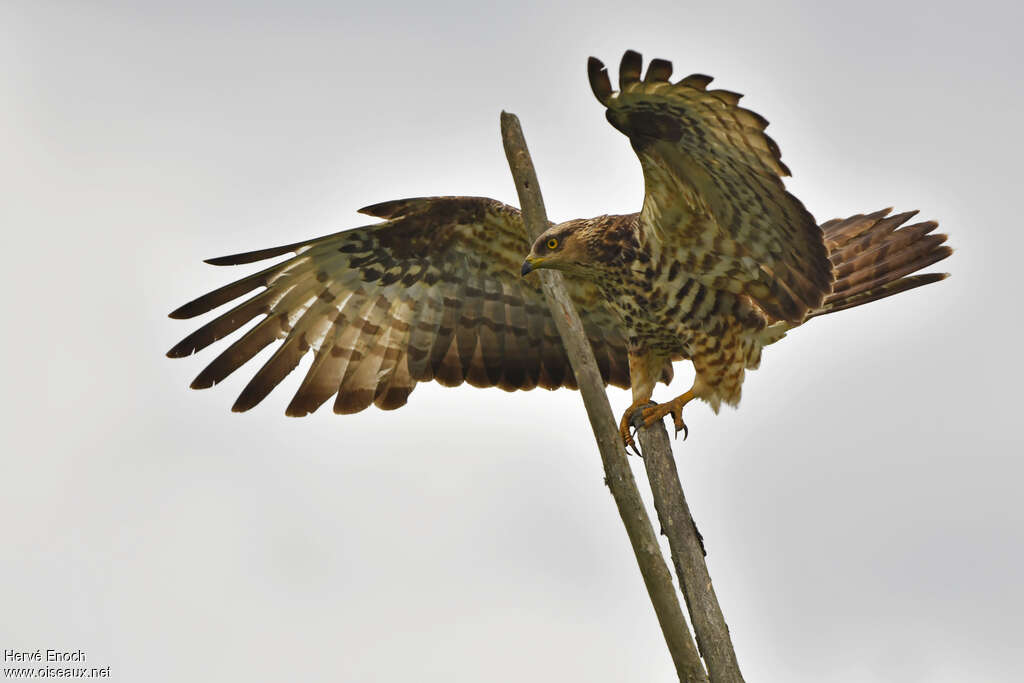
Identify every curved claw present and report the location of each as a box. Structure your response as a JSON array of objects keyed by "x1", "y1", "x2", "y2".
[
  {"x1": 622, "y1": 427, "x2": 641, "y2": 456},
  {"x1": 640, "y1": 392, "x2": 694, "y2": 442},
  {"x1": 619, "y1": 401, "x2": 654, "y2": 456},
  {"x1": 675, "y1": 421, "x2": 689, "y2": 441},
  {"x1": 669, "y1": 409, "x2": 688, "y2": 441}
]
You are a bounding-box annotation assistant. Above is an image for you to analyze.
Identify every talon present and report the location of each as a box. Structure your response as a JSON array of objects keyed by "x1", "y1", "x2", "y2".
[
  {"x1": 622, "y1": 430, "x2": 641, "y2": 456},
  {"x1": 619, "y1": 400, "x2": 653, "y2": 455},
  {"x1": 672, "y1": 413, "x2": 688, "y2": 441},
  {"x1": 632, "y1": 389, "x2": 696, "y2": 441},
  {"x1": 627, "y1": 426, "x2": 642, "y2": 456}
]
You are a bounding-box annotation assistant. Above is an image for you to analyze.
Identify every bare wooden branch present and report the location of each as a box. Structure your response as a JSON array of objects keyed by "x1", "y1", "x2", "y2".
[
  {"x1": 636, "y1": 422, "x2": 746, "y2": 683},
  {"x1": 500, "y1": 111, "x2": 708, "y2": 683}
]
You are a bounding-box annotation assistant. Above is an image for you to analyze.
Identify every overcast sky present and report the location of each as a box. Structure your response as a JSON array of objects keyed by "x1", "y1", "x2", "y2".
[{"x1": 3, "y1": 0, "x2": 1022, "y2": 681}]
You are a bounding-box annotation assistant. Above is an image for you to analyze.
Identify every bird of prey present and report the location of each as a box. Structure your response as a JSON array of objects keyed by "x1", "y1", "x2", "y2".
[{"x1": 168, "y1": 50, "x2": 951, "y2": 450}]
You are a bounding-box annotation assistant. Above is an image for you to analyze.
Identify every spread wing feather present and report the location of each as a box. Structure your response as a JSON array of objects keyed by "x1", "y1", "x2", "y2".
[
  {"x1": 589, "y1": 51, "x2": 833, "y2": 323},
  {"x1": 168, "y1": 196, "x2": 654, "y2": 414},
  {"x1": 809, "y1": 208, "x2": 951, "y2": 318}
]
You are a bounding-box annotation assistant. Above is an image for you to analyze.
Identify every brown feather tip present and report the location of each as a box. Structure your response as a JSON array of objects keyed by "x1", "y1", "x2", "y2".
[
  {"x1": 358, "y1": 198, "x2": 418, "y2": 219},
  {"x1": 587, "y1": 57, "x2": 612, "y2": 104},
  {"x1": 168, "y1": 305, "x2": 193, "y2": 320},
  {"x1": 231, "y1": 393, "x2": 260, "y2": 413},
  {"x1": 167, "y1": 334, "x2": 205, "y2": 357},
  {"x1": 743, "y1": 109, "x2": 769, "y2": 130},
  {"x1": 202, "y1": 240, "x2": 304, "y2": 266},
  {"x1": 677, "y1": 73, "x2": 714, "y2": 90},
  {"x1": 619, "y1": 50, "x2": 642, "y2": 89},
  {"x1": 334, "y1": 389, "x2": 375, "y2": 415},
  {"x1": 644, "y1": 58, "x2": 673, "y2": 83},
  {"x1": 167, "y1": 268, "x2": 271, "y2": 320},
  {"x1": 190, "y1": 376, "x2": 214, "y2": 390},
  {"x1": 762, "y1": 133, "x2": 790, "y2": 176},
  {"x1": 709, "y1": 89, "x2": 743, "y2": 106}
]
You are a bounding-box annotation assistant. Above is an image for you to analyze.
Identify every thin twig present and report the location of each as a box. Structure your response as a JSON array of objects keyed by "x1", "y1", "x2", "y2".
[
  {"x1": 636, "y1": 422, "x2": 746, "y2": 683},
  {"x1": 500, "y1": 111, "x2": 708, "y2": 683}
]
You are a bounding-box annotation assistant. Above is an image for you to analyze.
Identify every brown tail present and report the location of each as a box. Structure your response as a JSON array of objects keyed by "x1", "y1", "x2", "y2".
[{"x1": 805, "y1": 208, "x2": 952, "y2": 320}]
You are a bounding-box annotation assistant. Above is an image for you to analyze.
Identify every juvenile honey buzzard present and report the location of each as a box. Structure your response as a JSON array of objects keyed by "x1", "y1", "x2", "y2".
[{"x1": 168, "y1": 51, "x2": 951, "y2": 448}]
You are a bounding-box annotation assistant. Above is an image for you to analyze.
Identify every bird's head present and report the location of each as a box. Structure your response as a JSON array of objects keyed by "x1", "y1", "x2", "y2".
[{"x1": 521, "y1": 219, "x2": 602, "y2": 279}]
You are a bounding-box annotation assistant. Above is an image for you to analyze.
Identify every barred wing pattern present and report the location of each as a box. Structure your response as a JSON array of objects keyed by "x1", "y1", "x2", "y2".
[
  {"x1": 588, "y1": 51, "x2": 833, "y2": 323},
  {"x1": 810, "y1": 208, "x2": 952, "y2": 319},
  {"x1": 168, "y1": 197, "x2": 659, "y2": 415}
]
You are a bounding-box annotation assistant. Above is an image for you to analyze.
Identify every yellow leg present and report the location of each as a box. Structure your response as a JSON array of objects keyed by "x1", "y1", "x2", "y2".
[{"x1": 640, "y1": 389, "x2": 696, "y2": 440}]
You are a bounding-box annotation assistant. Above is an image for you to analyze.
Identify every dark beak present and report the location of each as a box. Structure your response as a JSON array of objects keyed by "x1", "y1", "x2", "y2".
[{"x1": 520, "y1": 260, "x2": 534, "y2": 276}]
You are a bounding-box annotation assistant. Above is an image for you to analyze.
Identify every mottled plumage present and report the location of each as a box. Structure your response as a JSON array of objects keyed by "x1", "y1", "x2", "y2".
[
  {"x1": 169, "y1": 51, "x2": 950, "y2": 436},
  {"x1": 169, "y1": 197, "x2": 666, "y2": 415}
]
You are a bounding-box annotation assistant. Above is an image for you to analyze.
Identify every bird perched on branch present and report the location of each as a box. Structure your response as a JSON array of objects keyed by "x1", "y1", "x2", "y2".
[{"x1": 168, "y1": 50, "x2": 951, "y2": 451}]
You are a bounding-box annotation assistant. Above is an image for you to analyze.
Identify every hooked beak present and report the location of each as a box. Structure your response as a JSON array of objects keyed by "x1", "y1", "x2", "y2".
[{"x1": 520, "y1": 258, "x2": 536, "y2": 277}]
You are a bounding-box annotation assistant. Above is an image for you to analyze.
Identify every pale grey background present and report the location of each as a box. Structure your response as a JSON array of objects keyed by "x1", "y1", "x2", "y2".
[{"x1": 2, "y1": 0, "x2": 1021, "y2": 681}]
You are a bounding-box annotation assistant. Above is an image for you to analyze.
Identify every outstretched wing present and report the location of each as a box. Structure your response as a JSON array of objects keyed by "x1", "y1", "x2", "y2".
[
  {"x1": 168, "y1": 196, "x2": 660, "y2": 415},
  {"x1": 588, "y1": 50, "x2": 833, "y2": 323}
]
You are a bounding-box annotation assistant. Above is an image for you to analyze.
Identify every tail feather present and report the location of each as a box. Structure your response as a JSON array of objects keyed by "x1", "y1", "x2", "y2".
[{"x1": 806, "y1": 208, "x2": 951, "y2": 321}]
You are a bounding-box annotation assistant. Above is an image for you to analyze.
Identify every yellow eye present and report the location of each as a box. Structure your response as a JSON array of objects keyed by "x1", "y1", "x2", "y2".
[{"x1": 546, "y1": 238, "x2": 559, "y2": 250}]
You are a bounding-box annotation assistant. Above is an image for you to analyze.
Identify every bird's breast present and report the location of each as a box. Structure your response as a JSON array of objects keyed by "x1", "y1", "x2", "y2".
[{"x1": 599, "y1": 268, "x2": 700, "y2": 357}]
